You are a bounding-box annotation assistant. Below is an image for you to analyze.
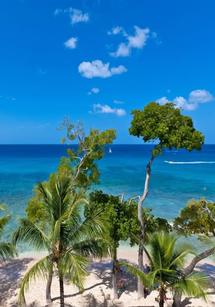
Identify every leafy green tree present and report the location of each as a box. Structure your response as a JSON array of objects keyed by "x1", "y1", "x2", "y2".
[
  {"x1": 88, "y1": 191, "x2": 171, "y2": 299},
  {"x1": 20, "y1": 123, "x2": 115, "y2": 305},
  {"x1": 173, "y1": 198, "x2": 215, "y2": 293},
  {"x1": 60, "y1": 120, "x2": 116, "y2": 188},
  {"x1": 129, "y1": 102, "x2": 204, "y2": 297},
  {"x1": 0, "y1": 205, "x2": 16, "y2": 261},
  {"x1": 123, "y1": 232, "x2": 208, "y2": 307},
  {"x1": 174, "y1": 198, "x2": 215, "y2": 237},
  {"x1": 88, "y1": 191, "x2": 137, "y2": 299},
  {"x1": 13, "y1": 172, "x2": 107, "y2": 307}
]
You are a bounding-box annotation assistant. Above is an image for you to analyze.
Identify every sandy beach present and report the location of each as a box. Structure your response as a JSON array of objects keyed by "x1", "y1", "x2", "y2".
[{"x1": 1, "y1": 246, "x2": 215, "y2": 307}]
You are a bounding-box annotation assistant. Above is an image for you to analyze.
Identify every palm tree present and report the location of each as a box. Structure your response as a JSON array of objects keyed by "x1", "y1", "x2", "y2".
[
  {"x1": 13, "y1": 172, "x2": 107, "y2": 307},
  {"x1": 0, "y1": 205, "x2": 16, "y2": 261},
  {"x1": 124, "y1": 232, "x2": 208, "y2": 307}
]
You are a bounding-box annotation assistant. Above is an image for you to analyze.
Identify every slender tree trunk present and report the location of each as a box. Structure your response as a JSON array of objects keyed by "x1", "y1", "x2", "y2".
[
  {"x1": 137, "y1": 244, "x2": 144, "y2": 298},
  {"x1": 172, "y1": 292, "x2": 182, "y2": 307},
  {"x1": 58, "y1": 268, "x2": 65, "y2": 307},
  {"x1": 112, "y1": 247, "x2": 118, "y2": 299},
  {"x1": 159, "y1": 298, "x2": 164, "y2": 307},
  {"x1": 159, "y1": 287, "x2": 165, "y2": 307},
  {"x1": 46, "y1": 263, "x2": 53, "y2": 304},
  {"x1": 137, "y1": 156, "x2": 154, "y2": 298}
]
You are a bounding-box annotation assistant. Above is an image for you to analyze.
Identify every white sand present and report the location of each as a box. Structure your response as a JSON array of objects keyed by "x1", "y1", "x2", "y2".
[{"x1": 1, "y1": 246, "x2": 215, "y2": 307}]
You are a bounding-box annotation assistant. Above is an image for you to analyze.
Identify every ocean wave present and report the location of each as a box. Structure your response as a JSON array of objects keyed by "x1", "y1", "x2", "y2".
[{"x1": 164, "y1": 160, "x2": 215, "y2": 165}]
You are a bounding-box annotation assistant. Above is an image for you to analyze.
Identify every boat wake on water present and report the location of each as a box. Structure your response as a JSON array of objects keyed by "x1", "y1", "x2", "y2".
[{"x1": 164, "y1": 160, "x2": 215, "y2": 165}]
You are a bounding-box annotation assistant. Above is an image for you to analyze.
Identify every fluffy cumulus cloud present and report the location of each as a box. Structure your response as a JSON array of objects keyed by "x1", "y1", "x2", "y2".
[
  {"x1": 157, "y1": 89, "x2": 214, "y2": 111},
  {"x1": 109, "y1": 26, "x2": 150, "y2": 57},
  {"x1": 92, "y1": 104, "x2": 126, "y2": 116},
  {"x1": 78, "y1": 60, "x2": 127, "y2": 79},
  {"x1": 88, "y1": 87, "x2": 100, "y2": 95},
  {"x1": 64, "y1": 37, "x2": 78, "y2": 49},
  {"x1": 70, "y1": 8, "x2": 89, "y2": 25},
  {"x1": 54, "y1": 7, "x2": 89, "y2": 25}
]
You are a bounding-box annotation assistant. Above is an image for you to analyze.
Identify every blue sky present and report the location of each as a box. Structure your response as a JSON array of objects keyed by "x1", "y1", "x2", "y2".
[{"x1": 0, "y1": 0, "x2": 215, "y2": 144}]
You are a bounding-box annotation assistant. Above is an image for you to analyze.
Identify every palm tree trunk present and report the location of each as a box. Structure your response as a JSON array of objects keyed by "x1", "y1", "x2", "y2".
[
  {"x1": 112, "y1": 247, "x2": 118, "y2": 299},
  {"x1": 46, "y1": 263, "x2": 53, "y2": 304},
  {"x1": 159, "y1": 299, "x2": 164, "y2": 307},
  {"x1": 137, "y1": 155, "x2": 154, "y2": 298},
  {"x1": 58, "y1": 270, "x2": 64, "y2": 307},
  {"x1": 172, "y1": 292, "x2": 182, "y2": 307},
  {"x1": 159, "y1": 287, "x2": 165, "y2": 307}
]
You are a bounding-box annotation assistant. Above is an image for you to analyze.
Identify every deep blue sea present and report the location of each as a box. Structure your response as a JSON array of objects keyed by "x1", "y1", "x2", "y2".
[{"x1": 0, "y1": 144, "x2": 215, "y2": 238}]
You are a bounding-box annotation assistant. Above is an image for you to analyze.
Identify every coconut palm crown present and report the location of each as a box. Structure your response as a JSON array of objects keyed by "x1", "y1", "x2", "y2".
[
  {"x1": 13, "y1": 170, "x2": 107, "y2": 307},
  {"x1": 123, "y1": 231, "x2": 209, "y2": 307}
]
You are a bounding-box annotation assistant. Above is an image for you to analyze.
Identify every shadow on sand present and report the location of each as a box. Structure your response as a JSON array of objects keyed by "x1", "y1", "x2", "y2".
[{"x1": 0, "y1": 257, "x2": 33, "y2": 305}]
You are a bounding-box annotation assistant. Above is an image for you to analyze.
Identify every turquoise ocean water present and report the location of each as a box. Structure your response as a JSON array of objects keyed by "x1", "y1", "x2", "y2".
[{"x1": 0, "y1": 144, "x2": 215, "y2": 239}]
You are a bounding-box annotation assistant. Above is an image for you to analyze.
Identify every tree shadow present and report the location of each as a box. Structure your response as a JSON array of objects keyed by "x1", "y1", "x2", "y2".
[
  {"x1": 52, "y1": 258, "x2": 138, "y2": 306},
  {"x1": 0, "y1": 257, "x2": 33, "y2": 305}
]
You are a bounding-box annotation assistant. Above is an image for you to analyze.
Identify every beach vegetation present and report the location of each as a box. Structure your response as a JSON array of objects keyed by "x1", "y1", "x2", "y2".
[
  {"x1": 60, "y1": 119, "x2": 116, "y2": 188},
  {"x1": 129, "y1": 102, "x2": 204, "y2": 297},
  {"x1": 13, "y1": 171, "x2": 107, "y2": 307},
  {"x1": 174, "y1": 198, "x2": 215, "y2": 237},
  {"x1": 0, "y1": 205, "x2": 16, "y2": 261},
  {"x1": 123, "y1": 231, "x2": 208, "y2": 307},
  {"x1": 88, "y1": 190, "x2": 171, "y2": 299}
]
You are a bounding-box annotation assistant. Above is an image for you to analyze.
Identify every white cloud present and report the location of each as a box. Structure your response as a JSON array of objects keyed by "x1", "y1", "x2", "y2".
[
  {"x1": 64, "y1": 37, "x2": 78, "y2": 49},
  {"x1": 110, "y1": 26, "x2": 150, "y2": 57},
  {"x1": 156, "y1": 96, "x2": 169, "y2": 105},
  {"x1": 188, "y1": 89, "x2": 214, "y2": 104},
  {"x1": 92, "y1": 104, "x2": 126, "y2": 116},
  {"x1": 70, "y1": 8, "x2": 89, "y2": 25},
  {"x1": 54, "y1": 7, "x2": 89, "y2": 25},
  {"x1": 108, "y1": 26, "x2": 125, "y2": 36},
  {"x1": 78, "y1": 60, "x2": 127, "y2": 79},
  {"x1": 88, "y1": 87, "x2": 100, "y2": 95},
  {"x1": 157, "y1": 89, "x2": 214, "y2": 111}
]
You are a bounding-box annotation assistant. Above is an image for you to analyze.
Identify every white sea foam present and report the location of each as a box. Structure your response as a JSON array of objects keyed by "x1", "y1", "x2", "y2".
[{"x1": 164, "y1": 160, "x2": 215, "y2": 165}]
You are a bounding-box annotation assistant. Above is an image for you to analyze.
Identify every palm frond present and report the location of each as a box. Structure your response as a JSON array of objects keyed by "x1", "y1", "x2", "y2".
[
  {"x1": 120, "y1": 261, "x2": 156, "y2": 288},
  {"x1": 60, "y1": 251, "x2": 88, "y2": 290},
  {"x1": 18, "y1": 255, "x2": 51, "y2": 306},
  {"x1": 0, "y1": 214, "x2": 10, "y2": 236},
  {"x1": 0, "y1": 242, "x2": 17, "y2": 260},
  {"x1": 69, "y1": 205, "x2": 108, "y2": 245},
  {"x1": 174, "y1": 272, "x2": 209, "y2": 300},
  {"x1": 13, "y1": 219, "x2": 49, "y2": 250},
  {"x1": 72, "y1": 238, "x2": 109, "y2": 258}
]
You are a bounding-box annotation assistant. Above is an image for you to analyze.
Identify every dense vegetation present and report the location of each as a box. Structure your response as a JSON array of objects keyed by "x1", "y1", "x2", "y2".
[{"x1": 0, "y1": 105, "x2": 214, "y2": 307}]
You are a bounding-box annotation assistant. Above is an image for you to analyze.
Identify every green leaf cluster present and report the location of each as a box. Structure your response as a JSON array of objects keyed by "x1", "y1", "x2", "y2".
[
  {"x1": 174, "y1": 198, "x2": 215, "y2": 237},
  {"x1": 129, "y1": 102, "x2": 204, "y2": 157},
  {"x1": 60, "y1": 120, "x2": 116, "y2": 187},
  {"x1": 87, "y1": 191, "x2": 171, "y2": 248},
  {"x1": 0, "y1": 205, "x2": 16, "y2": 261}
]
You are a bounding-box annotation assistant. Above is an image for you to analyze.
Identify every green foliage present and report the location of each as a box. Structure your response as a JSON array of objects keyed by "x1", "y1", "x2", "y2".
[
  {"x1": 129, "y1": 102, "x2": 204, "y2": 157},
  {"x1": 174, "y1": 199, "x2": 215, "y2": 237},
  {"x1": 14, "y1": 171, "x2": 108, "y2": 304},
  {"x1": 88, "y1": 191, "x2": 171, "y2": 248},
  {"x1": 88, "y1": 191, "x2": 136, "y2": 249},
  {"x1": 123, "y1": 232, "x2": 208, "y2": 302},
  {"x1": 60, "y1": 119, "x2": 116, "y2": 187},
  {"x1": 0, "y1": 205, "x2": 16, "y2": 261}
]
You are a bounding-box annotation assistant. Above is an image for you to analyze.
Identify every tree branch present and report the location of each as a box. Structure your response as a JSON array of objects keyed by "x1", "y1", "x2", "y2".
[{"x1": 183, "y1": 246, "x2": 215, "y2": 276}]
